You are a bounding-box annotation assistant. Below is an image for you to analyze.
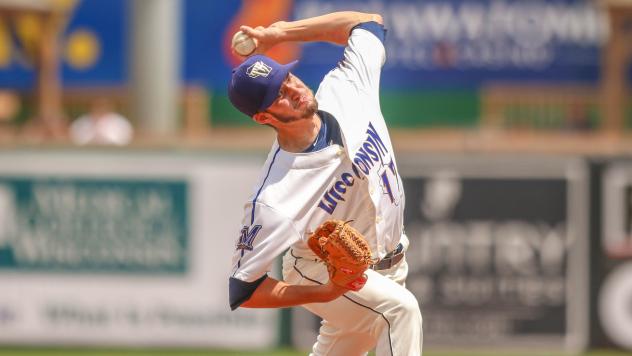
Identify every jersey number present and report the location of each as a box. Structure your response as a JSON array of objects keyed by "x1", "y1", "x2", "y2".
[{"x1": 379, "y1": 159, "x2": 400, "y2": 205}]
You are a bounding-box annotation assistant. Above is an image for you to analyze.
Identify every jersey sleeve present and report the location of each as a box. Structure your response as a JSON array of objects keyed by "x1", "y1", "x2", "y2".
[
  {"x1": 336, "y1": 21, "x2": 386, "y2": 97},
  {"x1": 229, "y1": 202, "x2": 299, "y2": 308},
  {"x1": 229, "y1": 275, "x2": 266, "y2": 310}
]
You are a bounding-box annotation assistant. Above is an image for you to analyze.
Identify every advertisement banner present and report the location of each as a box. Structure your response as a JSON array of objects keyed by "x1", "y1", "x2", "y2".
[
  {"x1": 0, "y1": 0, "x2": 606, "y2": 90},
  {"x1": 291, "y1": 0, "x2": 604, "y2": 89},
  {"x1": 0, "y1": 178, "x2": 187, "y2": 273},
  {"x1": 0, "y1": 150, "x2": 278, "y2": 348},
  {"x1": 595, "y1": 163, "x2": 632, "y2": 351},
  {"x1": 290, "y1": 156, "x2": 589, "y2": 351},
  {"x1": 398, "y1": 156, "x2": 588, "y2": 350},
  {"x1": 0, "y1": 0, "x2": 127, "y2": 88}
]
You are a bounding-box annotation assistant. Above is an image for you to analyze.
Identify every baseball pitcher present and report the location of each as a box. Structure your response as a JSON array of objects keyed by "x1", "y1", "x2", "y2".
[{"x1": 227, "y1": 11, "x2": 423, "y2": 356}]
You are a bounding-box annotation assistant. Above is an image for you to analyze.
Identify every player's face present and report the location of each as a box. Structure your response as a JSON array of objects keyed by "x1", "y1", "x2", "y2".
[{"x1": 265, "y1": 73, "x2": 317, "y2": 123}]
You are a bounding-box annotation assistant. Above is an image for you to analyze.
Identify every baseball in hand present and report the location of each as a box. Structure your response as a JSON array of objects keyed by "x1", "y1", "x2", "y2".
[{"x1": 231, "y1": 30, "x2": 257, "y2": 56}]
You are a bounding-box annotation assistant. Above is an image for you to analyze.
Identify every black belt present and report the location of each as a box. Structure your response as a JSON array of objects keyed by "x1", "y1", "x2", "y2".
[{"x1": 371, "y1": 243, "x2": 404, "y2": 271}]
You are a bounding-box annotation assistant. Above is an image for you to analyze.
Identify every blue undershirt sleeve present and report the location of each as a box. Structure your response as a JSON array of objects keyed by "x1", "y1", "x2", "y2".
[
  {"x1": 229, "y1": 274, "x2": 267, "y2": 310},
  {"x1": 351, "y1": 21, "x2": 386, "y2": 44}
]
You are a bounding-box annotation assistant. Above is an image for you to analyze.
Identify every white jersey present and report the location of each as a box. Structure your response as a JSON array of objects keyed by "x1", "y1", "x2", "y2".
[{"x1": 231, "y1": 27, "x2": 406, "y2": 284}]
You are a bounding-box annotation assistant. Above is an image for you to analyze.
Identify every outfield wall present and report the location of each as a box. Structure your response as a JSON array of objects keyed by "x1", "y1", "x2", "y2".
[
  {"x1": 0, "y1": 150, "x2": 278, "y2": 349},
  {"x1": 0, "y1": 149, "x2": 630, "y2": 352}
]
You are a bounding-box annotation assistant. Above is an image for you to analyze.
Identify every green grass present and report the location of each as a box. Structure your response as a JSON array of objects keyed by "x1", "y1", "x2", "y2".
[{"x1": 0, "y1": 349, "x2": 631, "y2": 356}]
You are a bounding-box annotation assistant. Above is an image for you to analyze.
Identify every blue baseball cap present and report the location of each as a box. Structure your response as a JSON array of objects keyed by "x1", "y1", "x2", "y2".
[{"x1": 228, "y1": 55, "x2": 299, "y2": 117}]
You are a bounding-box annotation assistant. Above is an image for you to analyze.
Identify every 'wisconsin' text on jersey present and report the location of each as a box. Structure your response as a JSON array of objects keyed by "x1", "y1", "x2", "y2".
[{"x1": 318, "y1": 122, "x2": 389, "y2": 214}]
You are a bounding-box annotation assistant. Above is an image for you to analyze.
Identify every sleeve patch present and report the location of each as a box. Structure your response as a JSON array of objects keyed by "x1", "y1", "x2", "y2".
[
  {"x1": 236, "y1": 224, "x2": 262, "y2": 251},
  {"x1": 351, "y1": 21, "x2": 386, "y2": 44},
  {"x1": 229, "y1": 275, "x2": 267, "y2": 310}
]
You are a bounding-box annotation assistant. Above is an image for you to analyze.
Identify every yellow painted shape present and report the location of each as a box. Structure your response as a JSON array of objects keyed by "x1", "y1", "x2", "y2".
[
  {"x1": 0, "y1": 21, "x2": 10, "y2": 67},
  {"x1": 65, "y1": 29, "x2": 100, "y2": 70}
]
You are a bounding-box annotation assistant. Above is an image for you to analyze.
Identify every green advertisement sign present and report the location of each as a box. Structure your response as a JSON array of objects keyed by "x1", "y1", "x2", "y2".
[{"x1": 0, "y1": 178, "x2": 188, "y2": 273}]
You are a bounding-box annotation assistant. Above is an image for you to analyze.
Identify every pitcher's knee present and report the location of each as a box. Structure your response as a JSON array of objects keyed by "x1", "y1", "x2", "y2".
[{"x1": 391, "y1": 290, "x2": 422, "y2": 322}]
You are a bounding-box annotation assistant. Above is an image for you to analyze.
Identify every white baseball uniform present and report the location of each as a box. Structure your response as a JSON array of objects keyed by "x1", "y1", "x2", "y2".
[{"x1": 230, "y1": 23, "x2": 423, "y2": 356}]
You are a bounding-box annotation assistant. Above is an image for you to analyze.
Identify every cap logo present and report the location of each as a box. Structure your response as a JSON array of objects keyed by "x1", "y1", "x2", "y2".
[{"x1": 246, "y1": 61, "x2": 272, "y2": 78}]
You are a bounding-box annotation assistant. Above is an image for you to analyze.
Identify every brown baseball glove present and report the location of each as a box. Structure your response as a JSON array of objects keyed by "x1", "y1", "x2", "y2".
[{"x1": 307, "y1": 220, "x2": 374, "y2": 291}]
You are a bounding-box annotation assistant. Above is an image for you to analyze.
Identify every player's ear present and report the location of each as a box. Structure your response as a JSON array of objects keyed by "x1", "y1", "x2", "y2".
[{"x1": 253, "y1": 112, "x2": 273, "y2": 125}]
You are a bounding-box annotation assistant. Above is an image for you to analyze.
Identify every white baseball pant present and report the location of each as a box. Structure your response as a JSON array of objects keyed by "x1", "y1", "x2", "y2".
[{"x1": 282, "y1": 248, "x2": 423, "y2": 356}]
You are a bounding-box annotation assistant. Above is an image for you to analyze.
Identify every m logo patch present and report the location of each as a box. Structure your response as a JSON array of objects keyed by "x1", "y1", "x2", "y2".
[
  {"x1": 246, "y1": 61, "x2": 272, "y2": 78},
  {"x1": 237, "y1": 225, "x2": 262, "y2": 251}
]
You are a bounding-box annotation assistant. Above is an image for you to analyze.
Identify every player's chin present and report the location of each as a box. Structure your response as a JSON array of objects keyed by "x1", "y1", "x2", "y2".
[
  {"x1": 302, "y1": 98, "x2": 318, "y2": 118},
  {"x1": 298, "y1": 107, "x2": 316, "y2": 121},
  {"x1": 286, "y1": 99, "x2": 317, "y2": 121}
]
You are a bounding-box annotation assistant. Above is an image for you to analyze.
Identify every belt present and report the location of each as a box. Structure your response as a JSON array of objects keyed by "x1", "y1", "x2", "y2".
[{"x1": 371, "y1": 243, "x2": 404, "y2": 271}]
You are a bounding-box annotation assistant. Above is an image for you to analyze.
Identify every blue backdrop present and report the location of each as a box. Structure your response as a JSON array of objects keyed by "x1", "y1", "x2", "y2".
[{"x1": 0, "y1": 0, "x2": 604, "y2": 91}]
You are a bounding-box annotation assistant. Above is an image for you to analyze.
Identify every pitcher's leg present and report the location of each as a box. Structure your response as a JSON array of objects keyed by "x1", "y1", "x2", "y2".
[
  {"x1": 373, "y1": 258, "x2": 423, "y2": 355},
  {"x1": 374, "y1": 287, "x2": 422, "y2": 356},
  {"x1": 309, "y1": 320, "x2": 374, "y2": 356},
  {"x1": 283, "y1": 252, "x2": 422, "y2": 355},
  {"x1": 303, "y1": 270, "x2": 421, "y2": 356}
]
